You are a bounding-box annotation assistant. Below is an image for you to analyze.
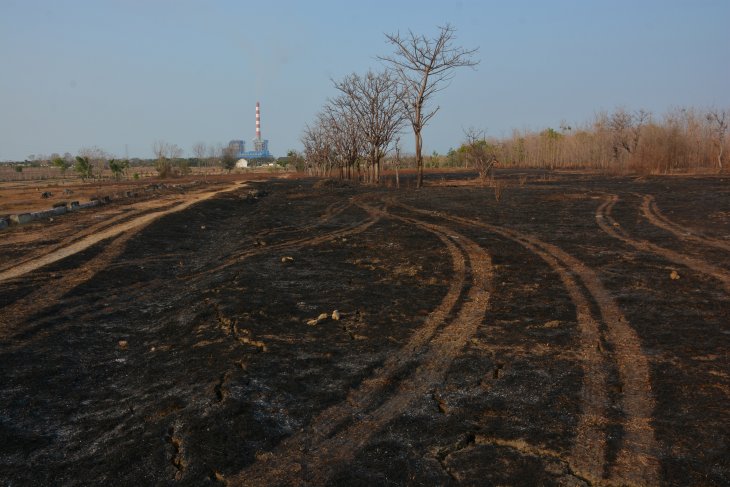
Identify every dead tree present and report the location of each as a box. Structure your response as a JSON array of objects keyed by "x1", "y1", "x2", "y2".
[
  {"x1": 380, "y1": 24, "x2": 479, "y2": 188},
  {"x1": 608, "y1": 108, "x2": 650, "y2": 162},
  {"x1": 301, "y1": 121, "x2": 334, "y2": 177},
  {"x1": 462, "y1": 128, "x2": 499, "y2": 182},
  {"x1": 333, "y1": 70, "x2": 405, "y2": 184},
  {"x1": 192, "y1": 142, "x2": 208, "y2": 173},
  {"x1": 321, "y1": 97, "x2": 363, "y2": 180},
  {"x1": 706, "y1": 109, "x2": 728, "y2": 170}
]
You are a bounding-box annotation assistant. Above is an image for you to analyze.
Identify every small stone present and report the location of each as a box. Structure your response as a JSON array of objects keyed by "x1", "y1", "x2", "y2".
[
  {"x1": 118, "y1": 340, "x2": 128, "y2": 349},
  {"x1": 670, "y1": 270, "x2": 680, "y2": 280},
  {"x1": 201, "y1": 225, "x2": 206, "y2": 230},
  {"x1": 317, "y1": 313, "x2": 328, "y2": 321},
  {"x1": 150, "y1": 346, "x2": 156, "y2": 352},
  {"x1": 306, "y1": 319, "x2": 319, "y2": 326},
  {"x1": 281, "y1": 256, "x2": 294, "y2": 263},
  {"x1": 331, "y1": 310, "x2": 341, "y2": 321}
]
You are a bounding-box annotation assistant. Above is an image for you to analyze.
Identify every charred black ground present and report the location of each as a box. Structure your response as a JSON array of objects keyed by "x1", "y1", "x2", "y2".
[{"x1": 1, "y1": 171, "x2": 728, "y2": 486}]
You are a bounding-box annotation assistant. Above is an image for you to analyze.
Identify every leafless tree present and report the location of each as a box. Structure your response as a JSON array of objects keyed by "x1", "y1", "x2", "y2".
[
  {"x1": 706, "y1": 108, "x2": 728, "y2": 170},
  {"x1": 152, "y1": 141, "x2": 184, "y2": 178},
  {"x1": 320, "y1": 98, "x2": 363, "y2": 180},
  {"x1": 380, "y1": 24, "x2": 479, "y2": 188},
  {"x1": 301, "y1": 121, "x2": 334, "y2": 176},
  {"x1": 461, "y1": 128, "x2": 499, "y2": 182},
  {"x1": 78, "y1": 146, "x2": 111, "y2": 179},
  {"x1": 333, "y1": 70, "x2": 405, "y2": 183},
  {"x1": 192, "y1": 142, "x2": 208, "y2": 171},
  {"x1": 608, "y1": 108, "x2": 650, "y2": 161}
]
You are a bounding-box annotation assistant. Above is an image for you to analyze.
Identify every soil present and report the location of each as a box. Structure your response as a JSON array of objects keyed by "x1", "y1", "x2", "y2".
[{"x1": 0, "y1": 170, "x2": 728, "y2": 486}]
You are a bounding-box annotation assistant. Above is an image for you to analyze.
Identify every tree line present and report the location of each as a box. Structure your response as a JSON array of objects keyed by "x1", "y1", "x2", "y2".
[
  {"x1": 301, "y1": 24, "x2": 479, "y2": 188},
  {"x1": 462, "y1": 107, "x2": 728, "y2": 174}
]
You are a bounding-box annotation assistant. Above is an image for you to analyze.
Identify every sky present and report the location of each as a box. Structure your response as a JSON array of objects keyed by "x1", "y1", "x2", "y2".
[{"x1": 1, "y1": 0, "x2": 728, "y2": 161}]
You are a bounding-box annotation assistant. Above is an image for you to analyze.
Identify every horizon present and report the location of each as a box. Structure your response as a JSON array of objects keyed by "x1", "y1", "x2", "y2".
[{"x1": 1, "y1": 0, "x2": 728, "y2": 161}]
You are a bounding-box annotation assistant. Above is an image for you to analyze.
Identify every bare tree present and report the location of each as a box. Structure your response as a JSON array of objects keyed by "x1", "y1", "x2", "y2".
[
  {"x1": 461, "y1": 128, "x2": 499, "y2": 182},
  {"x1": 152, "y1": 140, "x2": 184, "y2": 178},
  {"x1": 608, "y1": 108, "x2": 650, "y2": 162},
  {"x1": 192, "y1": 142, "x2": 207, "y2": 165},
  {"x1": 333, "y1": 70, "x2": 405, "y2": 183},
  {"x1": 380, "y1": 24, "x2": 479, "y2": 188},
  {"x1": 706, "y1": 108, "x2": 728, "y2": 170},
  {"x1": 78, "y1": 146, "x2": 111, "y2": 179},
  {"x1": 320, "y1": 97, "x2": 363, "y2": 180},
  {"x1": 301, "y1": 121, "x2": 335, "y2": 176}
]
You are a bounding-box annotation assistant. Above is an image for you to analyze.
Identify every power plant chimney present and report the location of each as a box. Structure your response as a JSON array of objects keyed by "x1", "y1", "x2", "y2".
[{"x1": 256, "y1": 101, "x2": 261, "y2": 140}]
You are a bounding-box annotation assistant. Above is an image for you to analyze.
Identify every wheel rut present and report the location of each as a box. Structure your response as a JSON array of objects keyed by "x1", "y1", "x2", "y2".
[
  {"x1": 597, "y1": 194, "x2": 730, "y2": 293},
  {"x1": 191, "y1": 196, "x2": 374, "y2": 281},
  {"x1": 639, "y1": 193, "x2": 730, "y2": 253},
  {"x1": 396, "y1": 201, "x2": 660, "y2": 486},
  {"x1": 0, "y1": 183, "x2": 245, "y2": 284},
  {"x1": 226, "y1": 199, "x2": 493, "y2": 486}
]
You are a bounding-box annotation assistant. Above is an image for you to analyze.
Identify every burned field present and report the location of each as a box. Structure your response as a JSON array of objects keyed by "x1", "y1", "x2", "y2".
[{"x1": 0, "y1": 171, "x2": 728, "y2": 486}]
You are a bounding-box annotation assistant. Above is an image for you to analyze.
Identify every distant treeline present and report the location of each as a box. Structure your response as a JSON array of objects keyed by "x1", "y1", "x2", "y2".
[{"x1": 417, "y1": 107, "x2": 728, "y2": 174}]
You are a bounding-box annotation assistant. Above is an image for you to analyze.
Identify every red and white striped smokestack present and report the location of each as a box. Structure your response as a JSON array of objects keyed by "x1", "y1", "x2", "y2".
[{"x1": 255, "y1": 101, "x2": 261, "y2": 140}]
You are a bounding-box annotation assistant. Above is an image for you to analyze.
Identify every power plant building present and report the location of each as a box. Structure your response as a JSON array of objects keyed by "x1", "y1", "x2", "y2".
[{"x1": 229, "y1": 101, "x2": 272, "y2": 165}]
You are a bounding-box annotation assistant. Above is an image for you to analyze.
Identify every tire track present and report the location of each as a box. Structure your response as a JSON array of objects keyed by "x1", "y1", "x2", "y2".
[
  {"x1": 191, "y1": 196, "x2": 373, "y2": 280},
  {"x1": 0, "y1": 231, "x2": 139, "y2": 340},
  {"x1": 598, "y1": 194, "x2": 730, "y2": 293},
  {"x1": 226, "y1": 201, "x2": 493, "y2": 486},
  {"x1": 396, "y1": 202, "x2": 659, "y2": 486},
  {"x1": 639, "y1": 193, "x2": 730, "y2": 253},
  {"x1": 0, "y1": 183, "x2": 245, "y2": 284},
  {"x1": 0, "y1": 192, "x2": 210, "y2": 274}
]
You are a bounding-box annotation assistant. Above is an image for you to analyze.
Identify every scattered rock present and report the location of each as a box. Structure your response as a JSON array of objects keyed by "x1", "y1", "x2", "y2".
[
  {"x1": 41, "y1": 191, "x2": 53, "y2": 198},
  {"x1": 331, "y1": 310, "x2": 341, "y2": 321},
  {"x1": 670, "y1": 270, "x2": 680, "y2": 280},
  {"x1": 306, "y1": 313, "x2": 330, "y2": 326},
  {"x1": 200, "y1": 225, "x2": 206, "y2": 230},
  {"x1": 281, "y1": 256, "x2": 294, "y2": 264},
  {"x1": 118, "y1": 340, "x2": 128, "y2": 349}
]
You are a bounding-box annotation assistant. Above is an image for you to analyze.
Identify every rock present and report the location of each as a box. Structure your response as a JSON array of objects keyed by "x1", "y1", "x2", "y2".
[
  {"x1": 670, "y1": 270, "x2": 680, "y2": 280},
  {"x1": 317, "y1": 313, "x2": 328, "y2": 321},
  {"x1": 10, "y1": 213, "x2": 34, "y2": 224},
  {"x1": 306, "y1": 319, "x2": 319, "y2": 326},
  {"x1": 200, "y1": 225, "x2": 206, "y2": 230},
  {"x1": 41, "y1": 191, "x2": 52, "y2": 198},
  {"x1": 281, "y1": 256, "x2": 294, "y2": 263},
  {"x1": 0, "y1": 218, "x2": 8, "y2": 230},
  {"x1": 118, "y1": 340, "x2": 128, "y2": 349},
  {"x1": 331, "y1": 310, "x2": 341, "y2": 320}
]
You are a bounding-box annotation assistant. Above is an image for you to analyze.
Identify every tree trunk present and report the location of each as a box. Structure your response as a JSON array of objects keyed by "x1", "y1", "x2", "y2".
[
  {"x1": 396, "y1": 166, "x2": 400, "y2": 189},
  {"x1": 415, "y1": 129, "x2": 423, "y2": 188}
]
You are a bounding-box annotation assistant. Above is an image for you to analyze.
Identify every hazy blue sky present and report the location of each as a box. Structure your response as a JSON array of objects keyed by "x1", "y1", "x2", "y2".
[{"x1": 1, "y1": 0, "x2": 728, "y2": 161}]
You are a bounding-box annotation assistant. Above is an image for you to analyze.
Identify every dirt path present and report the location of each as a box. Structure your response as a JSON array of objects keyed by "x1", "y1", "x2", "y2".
[
  {"x1": 0, "y1": 183, "x2": 245, "y2": 284},
  {"x1": 597, "y1": 194, "x2": 730, "y2": 293},
  {"x1": 639, "y1": 194, "x2": 730, "y2": 253},
  {"x1": 227, "y1": 199, "x2": 494, "y2": 486},
  {"x1": 398, "y1": 202, "x2": 660, "y2": 486}
]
